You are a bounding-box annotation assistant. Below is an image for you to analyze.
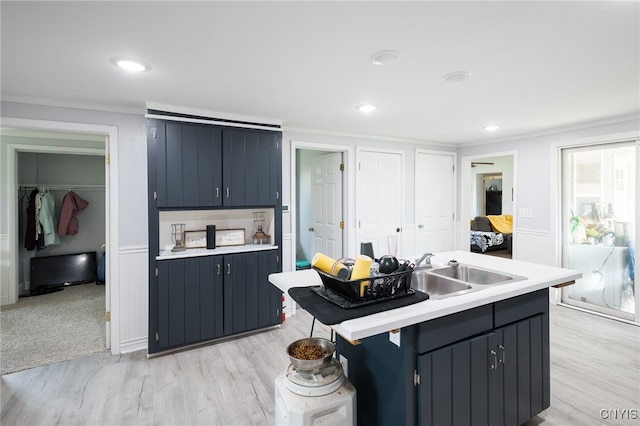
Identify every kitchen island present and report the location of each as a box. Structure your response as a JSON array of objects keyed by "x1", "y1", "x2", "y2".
[{"x1": 269, "y1": 251, "x2": 581, "y2": 426}]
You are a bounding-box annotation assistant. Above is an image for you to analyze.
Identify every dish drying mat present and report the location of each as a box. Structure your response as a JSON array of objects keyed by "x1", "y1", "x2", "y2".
[{"x1": 288, "y1": 286, "x2": 429, "y2": 325}]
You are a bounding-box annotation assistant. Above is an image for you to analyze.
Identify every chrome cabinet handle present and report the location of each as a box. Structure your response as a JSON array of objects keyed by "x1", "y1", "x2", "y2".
[
  {"x1": 216, "y1": 187, "x2": 220, "y2": 198},
  {"x1": 216, "y1": 264, "x2": 221, "y2": 275},
  {"x1": 490, "y1": 350, "x2": 498, "y2": 369},
  {"x1": 499, "y1": 345, "x2": 505, "y2": 364},
  {"x1": 226, "y1": 188, "x2": 230, "y2": 198},
  {"x1": 227, "y1": 263, "x2": 231, "y2": 274}
]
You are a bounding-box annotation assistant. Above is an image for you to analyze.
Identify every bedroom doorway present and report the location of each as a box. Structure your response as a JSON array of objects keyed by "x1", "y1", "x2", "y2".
[{"x1": 461, "y1": 152, "x2": 516, "y2": 258}]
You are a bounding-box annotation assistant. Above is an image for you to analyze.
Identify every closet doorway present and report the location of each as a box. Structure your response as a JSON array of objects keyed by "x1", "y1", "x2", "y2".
[{"x1": 1, "y1": 119, "x2": 119, "y2": 369}]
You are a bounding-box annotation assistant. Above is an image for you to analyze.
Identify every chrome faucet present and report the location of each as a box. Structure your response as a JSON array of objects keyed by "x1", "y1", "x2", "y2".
[{"x1": 415, "y1": 252, "x2": 434, "y2": 269}]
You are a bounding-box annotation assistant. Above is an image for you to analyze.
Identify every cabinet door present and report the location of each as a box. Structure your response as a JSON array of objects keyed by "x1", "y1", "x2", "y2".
[
  {"x1": 418, "y1": 332, "x2": 495, "y2": 426},
  {"x1": 154, "y1": 121, "x2": 222, "y2": 207},
  {"x1": 258, "y1": 250, "x2": 282, "y2": 328},
  {"x1": 222, "y1": 128, "x2": 281, "y2": 206},
  {"x1": 200, "y1": 256, "x2": 224, "y2": 341},
  {"x1": 157, "y1": 257, "x2": 225, "y2": 350},
  {"x1": 223, "y1": 253, "x2": 250, "y2": 334},
  {"x1": 500, "y1": 315, "x2": 548, "y2": 425},
  {"x1": 257, "y1": 131, "x2": 281, "y2": 206},
  {"x1": 157, "y1": 259, "x2": 186, "y2": 349}
]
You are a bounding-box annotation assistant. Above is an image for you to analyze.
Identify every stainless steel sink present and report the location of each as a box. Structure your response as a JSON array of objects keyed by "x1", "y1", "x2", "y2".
[
  {"x1": 411, "y1": 262, "x2": 526, "y2": 299},
  {"x1": 411, "y1": 271, "x2": 473, "y2": 299},
  {"x1": 429, "y1": 264, "x2": 523, "y2": 285}
]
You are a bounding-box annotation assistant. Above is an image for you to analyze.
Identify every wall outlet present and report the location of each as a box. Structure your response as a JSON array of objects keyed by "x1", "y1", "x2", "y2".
[
  {"x1": 389, "y1": 330, "x2": 401, "y2": 347},
  {"x1": 339, "y1": 354, "x2": 349, "y2": 378}
]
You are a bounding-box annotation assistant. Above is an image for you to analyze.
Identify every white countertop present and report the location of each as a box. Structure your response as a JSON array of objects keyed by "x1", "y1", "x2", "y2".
[
  {"x1": 268, "y1": 251, "x2": 582, "y2": 341},
  {"x1": 157, "y1": 244, "x2": 278, "y2": 260}
]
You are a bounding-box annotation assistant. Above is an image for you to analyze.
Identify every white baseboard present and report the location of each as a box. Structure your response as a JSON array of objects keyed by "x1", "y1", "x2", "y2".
[{"x1": 118, "y1": 337, "x2": 147, "y2": 354}]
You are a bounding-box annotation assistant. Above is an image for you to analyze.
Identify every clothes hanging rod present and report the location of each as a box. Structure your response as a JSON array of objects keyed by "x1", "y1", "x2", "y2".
[{"x1": 19, "y1": 184, "x2": 105, "y2": 190}]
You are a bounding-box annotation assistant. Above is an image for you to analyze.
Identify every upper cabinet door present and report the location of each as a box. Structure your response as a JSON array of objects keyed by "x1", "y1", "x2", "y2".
[
  {"x1": 152, "y1": 120, "x2": 222, "y2": 208},
  {"x1": 222, "y1": 128, "x2": 281, "y2": 206},
  {"x1": 150, "y1": 119, "x2": 280, "y2": 208}
]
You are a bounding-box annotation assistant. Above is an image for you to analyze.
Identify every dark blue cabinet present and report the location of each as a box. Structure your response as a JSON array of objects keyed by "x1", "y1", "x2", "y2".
[
  {"x1": 222, "y1": 128, "x2": 280, "y2": 207},
  {"x1": 418, "y1": 315, "x2": 548, "y2": 426},
  {"x1": 156, "y1": 256, "x2": 224, "y2": 350},
  {"x1": 147, "y1": 118, "x2": 283, "y2": 354},
  {"x1": 156, "y1": 251, "x2": 281, "y2": 352},
  {"x1": 224, "y1": 250, "x2": 282, "y2": 335},
  {"x1": 149, "y1": 120, "x2": 280, "y2": 208},
  {"x1": 335, "y1": 288, "x2": 550, "y2": 426},
  {"x1": 152, "y1": 121, "x2": 222, "y2": 208}
]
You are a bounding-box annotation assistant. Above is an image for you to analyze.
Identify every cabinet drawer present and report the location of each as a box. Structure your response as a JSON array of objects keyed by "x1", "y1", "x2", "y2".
[
  {"x1": 417, "y1": 304, "x2": 493, "y2": 354},
  {"x1": 494, "y1": 288, "x2": 549, "y2": 327}
]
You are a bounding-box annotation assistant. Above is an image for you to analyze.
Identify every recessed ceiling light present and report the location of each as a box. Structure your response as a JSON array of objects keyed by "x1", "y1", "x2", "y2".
[
  {"x1": 484, "y1": 125, "x2": 500, "y2": 132},
  {"x1": 443, "y1": 71, "x2": 471, "y2": 83},
  {"x1": 109, "y1": 57, "x2": 150, "y2": 72},
  {"x1": 357, "y1": 104, "x2": 377, "y2": 113},
  {"x1": 371, "y1": 50, "x2": 402, "y2": 66}
]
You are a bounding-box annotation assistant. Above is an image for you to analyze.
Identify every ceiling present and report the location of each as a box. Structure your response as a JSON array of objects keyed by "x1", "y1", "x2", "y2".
[{"x1": 1, "y1": 1, "x2": 639, "y2": 145}]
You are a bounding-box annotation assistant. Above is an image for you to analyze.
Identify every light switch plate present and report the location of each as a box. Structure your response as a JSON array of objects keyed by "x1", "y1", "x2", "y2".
[{"x1": 519, "y1": 207, "x2": 534, "y2": 218}]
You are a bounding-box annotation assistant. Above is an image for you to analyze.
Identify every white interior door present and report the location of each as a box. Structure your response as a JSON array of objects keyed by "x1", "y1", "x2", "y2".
[
  {"x1": 415, "y1": 151, "x2": 455, "y2": 254},
  {"x1": 356, "y1": 149, "x2": 403, "y2": 258},
  {"x1": 310, "y1": 152, "x2": 343, "y2": 259}
]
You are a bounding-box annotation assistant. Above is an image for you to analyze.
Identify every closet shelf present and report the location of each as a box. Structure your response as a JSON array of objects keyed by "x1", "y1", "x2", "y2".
[{"x1": 19, "y1": 184, "x2": 105, "y2": 190}]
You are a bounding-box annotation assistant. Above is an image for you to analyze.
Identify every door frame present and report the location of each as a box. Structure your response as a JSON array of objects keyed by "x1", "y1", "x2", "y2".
[
  {"x1": 460, "y1": 151, "x2": 517, "y2": 254},
  {"x1": 291, "y1": 141, "x2": 354, "y2": 269},
  {"x1": 2, "y1": 117, "x2": 119, "y2": 353},
  {"x1": 553, "y1": 132, "x2": 639, "y2": 324}
]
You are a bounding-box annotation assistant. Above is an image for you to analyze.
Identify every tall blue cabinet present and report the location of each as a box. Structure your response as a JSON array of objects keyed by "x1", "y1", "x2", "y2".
[{"x1": 147, "y1": 114, "x2": 283, "y2": 354}]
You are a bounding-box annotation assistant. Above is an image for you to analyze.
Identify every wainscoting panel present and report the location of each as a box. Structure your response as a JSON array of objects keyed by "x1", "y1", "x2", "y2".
[
  {"x1": 117, "y1": 246, "x2": 148, "y2": 354},
  {"x1": 513, "y1": 228, "x2": 556, "y2": 266}
]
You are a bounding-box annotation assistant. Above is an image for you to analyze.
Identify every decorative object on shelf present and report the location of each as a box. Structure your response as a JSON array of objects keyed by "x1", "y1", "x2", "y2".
[
  {"x1": 171, "y1": 223, "x2": 186, "y2": 252},
  {"x1": 252, "y1": 211, "x2": 271, "y2": 244},
  {"x1": 216, "y1": 228, "x2": 246, "y2": 246},
  {"x1": 206, "y1": 225, "x2": 216, "y2": 249},
  {"x1": 184, "y1": 230, "x2": 207, "y2": 249}
]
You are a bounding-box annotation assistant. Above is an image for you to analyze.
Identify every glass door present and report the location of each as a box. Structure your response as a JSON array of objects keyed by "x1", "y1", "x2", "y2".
[{"x1": 561, "y1": 142, "x2": 637, "y2": 321}]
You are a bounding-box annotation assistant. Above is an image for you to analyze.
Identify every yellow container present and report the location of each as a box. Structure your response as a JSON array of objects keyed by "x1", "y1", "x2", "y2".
[
  {"x1": 312, "y1": 252, "x2": 345, "y2": 275},
  {"x1": 351, "y1": 255, "x2": 372, "y2": 297}
]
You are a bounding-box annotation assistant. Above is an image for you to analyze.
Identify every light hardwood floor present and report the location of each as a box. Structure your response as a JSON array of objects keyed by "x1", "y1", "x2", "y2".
[{"x1": 1, "y1": 305, "x2": 638, "y2": 425}]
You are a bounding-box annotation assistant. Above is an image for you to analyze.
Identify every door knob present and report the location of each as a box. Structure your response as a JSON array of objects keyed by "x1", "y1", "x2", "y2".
[
  {"x1": 308, "y1": 227, "x2": 315, "y2": 232},
  {"x1": 418, "y1": 224, "x2": 424, "y2": 229},
  {"x1": 396, "y1": 227, "x2": 401, "y2": 232}
]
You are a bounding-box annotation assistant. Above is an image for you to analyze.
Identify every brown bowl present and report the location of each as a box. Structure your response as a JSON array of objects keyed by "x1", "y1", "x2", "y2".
[{"x1": 287, "y1": 337, "x2": 335, "y2": 371}]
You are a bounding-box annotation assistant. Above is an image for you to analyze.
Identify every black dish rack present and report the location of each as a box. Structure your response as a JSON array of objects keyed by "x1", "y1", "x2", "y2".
[{"x1": 313, "y1": 267, "x2": 414, "y2": 307}]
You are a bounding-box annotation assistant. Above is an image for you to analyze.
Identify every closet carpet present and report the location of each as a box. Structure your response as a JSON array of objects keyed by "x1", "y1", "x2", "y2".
[{"x1": 0, "y1": 283, "x2": 106, "y2": 375}]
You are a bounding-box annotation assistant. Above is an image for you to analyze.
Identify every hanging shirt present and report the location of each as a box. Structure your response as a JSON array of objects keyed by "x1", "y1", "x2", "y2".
[
  {"x1": 24, "y1": 189, "x2": 39, "y2": 250},
  {"x1": 34, "y1": 191, "x2": 44, "y2": 239},
  {"x1": 38, "y1": 192, "x2": 61, "y2": 246},
  {"x1": 58, "y1": 191, "x2": 89, "y2": 236}
]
